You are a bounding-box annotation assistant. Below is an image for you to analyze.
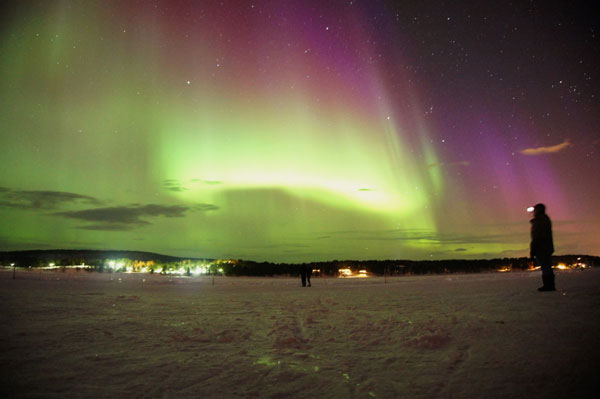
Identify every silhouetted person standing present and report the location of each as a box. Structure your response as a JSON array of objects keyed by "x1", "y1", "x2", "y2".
[
  {"x1": 530, "y1": 203, "x2": 556, "y2": 291},
  {"x1": 300, "y1": 264, "x2": 312, "y2": 287}
]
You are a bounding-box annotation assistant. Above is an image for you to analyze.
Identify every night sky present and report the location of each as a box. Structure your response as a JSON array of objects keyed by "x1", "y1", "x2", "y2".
[{"x1": 1, "y1": 0, "x2": 598, "y2": 262}]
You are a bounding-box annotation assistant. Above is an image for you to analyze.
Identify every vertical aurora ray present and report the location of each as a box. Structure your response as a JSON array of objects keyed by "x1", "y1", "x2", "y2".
[
  {"x1": 0, "y1": 0, "x2": 497, "y2": 259},
  {"x1": 2, "y1": 0, "x2": 596, "y2": 261},
  {"x1": 148, "y1": 2, "x2": 448, "y2": 261}
]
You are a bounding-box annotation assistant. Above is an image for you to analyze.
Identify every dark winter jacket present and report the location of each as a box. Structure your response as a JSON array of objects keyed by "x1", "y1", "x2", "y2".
[{"x1": 530, "y1": 214, "x2": 554, "y2": 257}]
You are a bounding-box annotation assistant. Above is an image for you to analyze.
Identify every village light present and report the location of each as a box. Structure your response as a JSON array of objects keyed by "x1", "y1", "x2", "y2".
[
  {"x1": 338, "y1": 268, "x2": 371, "y2": 278},
  {"x1": 338, "y1": 268, "x2": 353, "y2": 277}
]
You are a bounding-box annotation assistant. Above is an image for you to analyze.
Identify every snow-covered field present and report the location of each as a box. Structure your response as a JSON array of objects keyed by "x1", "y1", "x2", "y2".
[{"x1": 1, "y1": 268, "x2": 598, "y2": 398}]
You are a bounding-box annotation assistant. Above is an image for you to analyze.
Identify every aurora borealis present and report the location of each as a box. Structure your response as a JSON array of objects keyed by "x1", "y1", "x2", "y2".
[{"x1": 1, "y1": 1, "x2": 598, "y2": 262}]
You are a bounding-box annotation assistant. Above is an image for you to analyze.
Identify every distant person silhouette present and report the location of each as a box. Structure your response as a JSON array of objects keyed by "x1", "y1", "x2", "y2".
[
  {"x1": 300, "y1": 264, "x2": 312, "y2": 287},
  {"x1": 529, "y1": 203, "x2": 556, "y2": 291}
]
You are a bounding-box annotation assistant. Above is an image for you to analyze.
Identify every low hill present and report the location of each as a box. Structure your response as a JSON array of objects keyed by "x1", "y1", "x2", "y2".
[{"x1": 0, "y1": 249, "x2": 209, "y2": 267}]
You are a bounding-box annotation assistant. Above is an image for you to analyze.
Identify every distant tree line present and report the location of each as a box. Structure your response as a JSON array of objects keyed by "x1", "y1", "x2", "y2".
[
  {"x1": 1, "y1": 250, "x2": 597, "y2": 277},
  {"x1": 222, "y1": 255, "x2": 597, "y2": 276}
]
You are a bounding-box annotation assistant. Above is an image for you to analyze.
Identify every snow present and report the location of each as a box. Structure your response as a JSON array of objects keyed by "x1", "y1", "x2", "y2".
[{"x1": 1, "y1": 269, "x2": 598, "y2": 398}]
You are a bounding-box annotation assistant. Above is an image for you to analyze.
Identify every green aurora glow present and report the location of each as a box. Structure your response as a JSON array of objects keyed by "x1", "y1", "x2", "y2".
[{"x1": 1, "y1": 1, "x2": 598, "y2": 261}]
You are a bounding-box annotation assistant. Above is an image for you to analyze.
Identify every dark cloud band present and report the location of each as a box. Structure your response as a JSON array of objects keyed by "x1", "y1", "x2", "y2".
[
  {"x1": 53, "y1": 203, "x2": 219, "y2": 231},
  {"x1": 0, "y1": 188, "x2": 101, "y2": 210}
]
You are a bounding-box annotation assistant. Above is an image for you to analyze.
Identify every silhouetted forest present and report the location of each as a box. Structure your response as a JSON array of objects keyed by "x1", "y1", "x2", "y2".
[
  {"x1": 1, "y1": 250, "x2": 597, "y2": 276},
  {"x1": 222, "y1": 255, "x2": 597, "y2": 276}
]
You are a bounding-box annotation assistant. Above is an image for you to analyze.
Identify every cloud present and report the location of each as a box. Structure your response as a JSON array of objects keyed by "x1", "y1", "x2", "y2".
[
  {"x1": 0, "y1": 188, "x2": 101, "y2": 210},
  {"x1": 163, "y1": 179, "x2": 188, "y2": 192},
  {"x1": 166, "y1": 186, "x2": 187, "y2": 192},
  {"x1": 188, "y1": 179, "x2": 223, "y2": 185},
  {"x1": 164, "y1": 178, "x2": 224, "y2": 191},
  {"x1": 53, "y1": 202, "x2": 219, "y2": 231},
  {"x1": 55, "y1": 204, "x2": 188, "y2": 223},
  {"x1": 53, "y1": 204, "x2": 184, "y2": 231},
  {"x1": 520, "y1": 139, "x2": 572, "y2": 155},
  {"x1": 192, "y1": 203, "x2": 220, "y2": 211}
]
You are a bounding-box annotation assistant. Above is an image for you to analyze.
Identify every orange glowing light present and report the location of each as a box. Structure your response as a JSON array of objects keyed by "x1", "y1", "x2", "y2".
[
  {"x1": 338, "y1": 268, "x2": 371, "y2": 278},
  {"x1": 338, "y1": 268, "x2": 353, "y2": 277}
]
